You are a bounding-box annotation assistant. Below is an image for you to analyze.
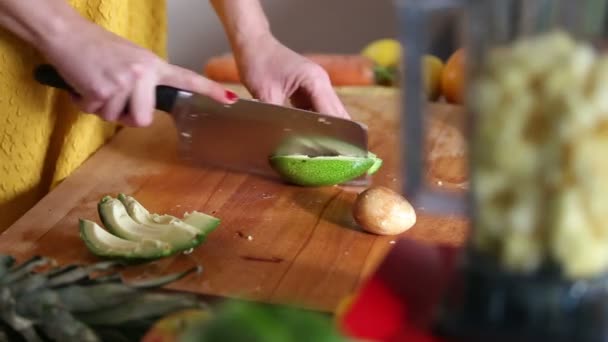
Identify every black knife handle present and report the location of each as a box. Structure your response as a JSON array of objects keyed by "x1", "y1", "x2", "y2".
[{"x1": 33, "y1": 64, "x2": 179, "y2": 113}]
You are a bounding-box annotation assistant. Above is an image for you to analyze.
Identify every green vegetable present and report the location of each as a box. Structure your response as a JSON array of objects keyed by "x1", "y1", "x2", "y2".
[{"x1": 179, "y1": 301, "x2": 347, "y2": 342}]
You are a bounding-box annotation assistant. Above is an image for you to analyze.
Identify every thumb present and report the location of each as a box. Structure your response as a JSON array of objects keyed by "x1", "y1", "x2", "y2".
[{"x1": 160, "y1": 64, "x2": 238, "y2": 104}]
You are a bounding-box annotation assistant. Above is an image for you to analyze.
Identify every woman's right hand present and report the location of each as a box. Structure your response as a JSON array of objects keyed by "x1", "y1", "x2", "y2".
[{"x1": 40, "y1": 16, "x2": 238, "y2": 127}]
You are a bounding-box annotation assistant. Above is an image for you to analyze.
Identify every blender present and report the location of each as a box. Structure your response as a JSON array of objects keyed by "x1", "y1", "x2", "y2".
[{"x1": 398, "y1": 0, "x2": 608, "y2": 341}]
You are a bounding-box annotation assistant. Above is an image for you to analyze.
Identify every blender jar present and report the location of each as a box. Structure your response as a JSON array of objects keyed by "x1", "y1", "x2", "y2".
[{"x1": 397, "y1": 0, "x2": 608, "y2": 341}]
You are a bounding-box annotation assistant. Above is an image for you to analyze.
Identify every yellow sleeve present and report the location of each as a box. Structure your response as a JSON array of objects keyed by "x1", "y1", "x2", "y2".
[{"x1": 0, "y1": 0, "x2": 167, "y2": 230}]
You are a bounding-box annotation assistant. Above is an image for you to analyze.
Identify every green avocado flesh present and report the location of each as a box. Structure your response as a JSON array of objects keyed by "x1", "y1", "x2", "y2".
[
  {"x1": 117, "y1": 194, "x2": 220, "y2": 237},
  {"x1": 269, "y1": 152, "x2": 382, "y2": 187},
  {"x1": 79, "y1": 219, "x2": 172, "y2": 260},
  {"x1": 269, "y1": 135, "x2": 383, "y2": 186},
  {"x1": 366, "y1": 152, "x2": 383, "y2": 175},
  {"x1": 80, "y1": 195, "x2": 220, "y2": 260}
]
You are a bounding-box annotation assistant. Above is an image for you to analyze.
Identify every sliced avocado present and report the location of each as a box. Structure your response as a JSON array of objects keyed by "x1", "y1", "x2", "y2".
[
  {"x1": 117, "y1": 194, "x2": 220, "y2": 237},
  {"x1": 97, "y1": 197, "x2": 206, "y2": 252},
  {"x1": 366, "y1": 152, "x2": 383, "y2": 175},
  {"x1": 182, "y1": 211, "x2": 221, "y2": 235},
  {"x1": 79, "y1": 219, "x2": 172, "y2": 260}
]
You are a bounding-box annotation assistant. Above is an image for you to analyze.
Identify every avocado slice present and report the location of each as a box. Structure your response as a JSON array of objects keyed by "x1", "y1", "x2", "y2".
[
  {"x1": 117, "y1": 194, "x2": 220, "y2": 237},
  {"x1": 366, "y1": 152, "x2": 383, "y2": 175},
  {"x1": 97, "y1": 197, "x2": 210, "y2": 253},
  {"x1": 79, "y1": 219, "x2": 172, "y2": 260}
]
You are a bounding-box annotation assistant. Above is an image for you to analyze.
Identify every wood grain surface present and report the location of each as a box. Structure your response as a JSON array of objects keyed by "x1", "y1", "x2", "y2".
[{"x1": 0, "y1": 86, "x2": 469, "y2": 312}]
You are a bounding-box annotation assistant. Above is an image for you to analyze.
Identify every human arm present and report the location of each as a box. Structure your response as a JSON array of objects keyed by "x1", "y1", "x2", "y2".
[
  {"x1": 209, "y1": 0, "x2": 350, "y2": 119},
  {"x1": 0, "y1": 0, "x2": 238, "y2": 126}
]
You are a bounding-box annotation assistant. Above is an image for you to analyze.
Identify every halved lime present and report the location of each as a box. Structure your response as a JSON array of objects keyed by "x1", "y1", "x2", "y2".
[{"x1": 269, "y1": 152, "x2": 382, "y2": 187}]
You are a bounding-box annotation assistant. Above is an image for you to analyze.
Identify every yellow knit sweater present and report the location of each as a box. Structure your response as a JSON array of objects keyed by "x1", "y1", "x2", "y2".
[{"x1": 0, "y1": 0, "x2": 166, "y2": 230}]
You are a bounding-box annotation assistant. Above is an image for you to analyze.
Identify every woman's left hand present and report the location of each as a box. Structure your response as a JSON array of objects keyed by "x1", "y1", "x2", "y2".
[{"x1": 234, "y1": 36, "x2": 350, "y2": 119}]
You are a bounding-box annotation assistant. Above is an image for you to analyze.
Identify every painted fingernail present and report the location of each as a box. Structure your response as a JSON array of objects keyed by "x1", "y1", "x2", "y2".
[{"x1": 225, "y1": 90, "x2": 238, "y2": 101}]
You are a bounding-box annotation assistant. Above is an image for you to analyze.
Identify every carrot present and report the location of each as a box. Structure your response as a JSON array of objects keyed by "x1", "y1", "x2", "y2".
[
  {"x1": 305, "y1": 54, "x2": 376, "y2": 86},
  {"x1": 202, "y1": 53, "x2": 376, "y2": 86},
  {"x1": 203, "y1": 53, "x2": 241, "y2": 83}
]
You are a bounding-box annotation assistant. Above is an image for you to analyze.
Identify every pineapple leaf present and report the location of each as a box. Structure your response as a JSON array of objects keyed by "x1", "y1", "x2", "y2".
[
  {"x1": 0, "y1": 288, "x2": 43, "y2": 342},
  {"x1": 55, "y1": 283, "x2": 136, "y2": 313},
  {"x1": 1, "y1": 257, "x2": 50, "y2": 285},
  {"x1": 127, "y1": 265, "x2": 202, "y2": 289},
  {"x1": 44, "y1": 265, "x2": 79, "y2": 278},
  {"x1": 77, "y1": 273, "x2": 122, "y2": 286},
  {"x1": 15, "y1": 290, "x2": 101, "y2": 342},
  {"x1": 46, "y1": 261, "x2": 123, "y2": 288},
  {"x1": 78, "y1": 292, "x2": 204, "y2": 326},
  {"x1": 8, "y1": 274, "x2": 48, "y2": 297},
  {"x1": 0, "y1": 256, "x2": 15, "y2": 280},
  {"x1": 14, "y1": 289, "x2": 61, "y2": 319},
  {"x1": 0, "y1": 329, "x2": 7, "y2": 342},
  {"x1": 38, "y1": 307, "x2": 100, "y2": 342},
  {"x1": 0, "y1": 255, "x2": 208, "y2": 342}
]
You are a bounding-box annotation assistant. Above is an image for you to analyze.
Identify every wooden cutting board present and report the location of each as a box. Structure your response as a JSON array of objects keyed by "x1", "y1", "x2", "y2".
[{"x1": 0, "y1": 86, "x2": 469, "y2": 312}]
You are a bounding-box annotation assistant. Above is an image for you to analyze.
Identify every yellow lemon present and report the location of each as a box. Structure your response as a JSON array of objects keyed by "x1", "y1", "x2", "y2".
[
  {"x1": 363, "y1": 38, "x2": 444, "y2": 100},
  {"x1": 386, "y1": 55, "x2": 444, "y2": 99},
  {"x1": 361, "y1": 38, "x2": 402, "y2": 68},
  {"x1": 423, "y1": 55, "x2": 445, "y2": 100}
]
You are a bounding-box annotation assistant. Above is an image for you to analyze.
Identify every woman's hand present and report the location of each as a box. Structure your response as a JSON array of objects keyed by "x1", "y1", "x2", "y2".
[
  {"x1": 210, "y1": 0, "x2": 349, "y2": 119},
  {"x1": 40, "y1": 18, "x2": 238, "y2": 127},
  {"x1": 0, "y1": 0, "x2": 237, "y2": 127},
  {"x1": 234, "y1": 36, "x2": 349, "y2": 119}
]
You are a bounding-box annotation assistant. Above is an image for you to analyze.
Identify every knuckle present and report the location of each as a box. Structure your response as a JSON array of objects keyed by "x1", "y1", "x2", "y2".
[
  {"x1": 184, "y1": 75, "x2": 206, "y2": 93},
  {"x1": 131, "y1": 55, "x2": 160, "y2": 72},
  {"x1": 309, "y1": 64, "x2": 329, "y2": 80},
  {"x1": 99, "y1": 107, "x2": 117, "y2": 121},
  {"x1": 78, "y1": 99, "x2": 100, "y2": 114},
  {"x1": 112, "y1": 72, "x2": 132, "y2": 89},
  {"x1": 117, "y1": 59, "x2": 158, "y2": 88},
  {"x1": 80, "y1": 103, "x2": 96, "y2": 114},
  {"x1": 89, "y1": 85, "x2": 112, "y2": 101},
  {"x1": 133, "y1": 113, "x2": 152, "y2": 127}
]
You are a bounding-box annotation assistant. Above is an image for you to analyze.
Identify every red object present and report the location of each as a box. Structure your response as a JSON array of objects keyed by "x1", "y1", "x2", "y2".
[
  {"x1": 340, "y1": 239, "x2": 461, "y2": 342},
  {"x1": 225, "y1": 90, "x2": 238, "y2": 101}
]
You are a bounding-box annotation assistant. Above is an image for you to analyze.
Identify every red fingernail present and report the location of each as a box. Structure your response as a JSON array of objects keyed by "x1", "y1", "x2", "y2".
[{"x1": 225, "y1": 90, "x2": 238, "y2": 101}]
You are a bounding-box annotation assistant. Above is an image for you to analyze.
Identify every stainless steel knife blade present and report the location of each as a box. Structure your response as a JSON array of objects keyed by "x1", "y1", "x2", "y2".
[{"x1": 169, "y1": 91, "x2": 369, "y2": 179}]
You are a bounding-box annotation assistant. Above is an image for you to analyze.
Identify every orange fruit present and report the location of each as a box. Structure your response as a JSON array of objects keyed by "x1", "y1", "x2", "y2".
[{"x1": 441, "y1": 48, "x2": 466, "y2": 104}]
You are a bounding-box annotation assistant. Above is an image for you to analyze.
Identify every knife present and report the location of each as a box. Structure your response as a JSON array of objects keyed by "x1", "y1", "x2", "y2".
[{"x1": 33, "y1": 65, "x2": 370, "y2": 180}]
